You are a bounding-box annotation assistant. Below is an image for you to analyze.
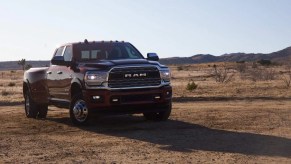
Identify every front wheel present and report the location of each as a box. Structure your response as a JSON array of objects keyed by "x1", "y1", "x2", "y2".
[
  {"x1": 143, "y1": 102, "x2": 172, "y2": 121},
  {"x1": 70, "y1": 94, "x2": 90, "y2": 125},
  {"x1": 24, "y1": 91, "x2": 38, "y2": 118}
]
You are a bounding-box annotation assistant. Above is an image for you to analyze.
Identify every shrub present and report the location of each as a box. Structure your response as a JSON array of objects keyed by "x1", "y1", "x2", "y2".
[
  {"x1": 252, "y1": 62, "x2": 258, "y2": 69},
  {"x1": 8, "y1": 82, "x2": 16, "y2": 87},
  {"x1": 186, "y1": 81, "x2": 198, "y2": 91},
  {"x1": 1, "y1": 90, "x2": 10, "y2": 96},
  {"x1": 248, "y1": 67, "x2": 276, "y2": 81},
  {"x1": 264, "y1": 68, "x2": 276, "y2": 80},
  {"x1": 257, "y1": 59, "x2": 271, "y2": 66},
  {"x1": 236, "y1": 62, "x2": 247, "y2": 73},
  {"x1": 177, "y1": 66, "x2": 183, "y2": 71},
  {"x1": 280, "y1": 65, "x2": 291, "y2": 88},
  {"x1": 210, "y1": 64, "x2": 234, "y2": 83},
  {"x1": 236, "y1": 61, "x2": 245, "y2": 64}
]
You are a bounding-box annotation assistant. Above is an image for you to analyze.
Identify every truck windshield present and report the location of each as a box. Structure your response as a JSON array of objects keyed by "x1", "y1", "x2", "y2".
[{"x1": 75, "y1": 42, "x2": 144, "y2": 61}]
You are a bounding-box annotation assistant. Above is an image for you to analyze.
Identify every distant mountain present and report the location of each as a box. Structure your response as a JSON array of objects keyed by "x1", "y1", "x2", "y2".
[
  {"x1": 0, "y1": 46, "x2": 290, "y2": 70},
  {"x1": 160, "y1": 46, "x2": 291, "y2": 65},
  {"x1": 0, "y1": 60, "x2": 50, "y2": 71}
]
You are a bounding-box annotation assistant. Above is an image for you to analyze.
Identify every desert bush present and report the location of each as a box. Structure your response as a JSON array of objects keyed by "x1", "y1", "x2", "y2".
[
  {"x1": 248, "y1": 67, "x2": 276, "y2": 81},
  {"x1": 236, "y1": 62, "x2": 247, "y2": 73},
  {"x1": 252, "y1": 62, "x2": 258, "y2": 69},
  {"x1": 8, "y1": 82, "x2": 16, "y2": 87},
  {"x1": 210, "y1": 64, "x2": 234, "y2": 83},
  {"x1": 186, "y1": 81, "x2": 198, "y2": 91},
  {"x1": 280, "y1": 65, "x2": 291, "y2": 88},
  {"x1": 236, "y1": 61, "x2": 245, "y2": 64},
  {"x1": 177, "y1": 66, "x2": 183, "y2": 71},
  {"x1": 264, "y1": 68, "x2": 276, "y2": 80},
  {"x1": 257, "y1": 59, "x2": 272, "y2": 66},
  {"x1": 1, "y1": 90, "x2": 10, "y2": 96}
]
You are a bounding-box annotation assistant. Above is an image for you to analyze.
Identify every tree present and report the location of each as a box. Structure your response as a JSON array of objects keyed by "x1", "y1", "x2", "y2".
[
  {"x1": 25, "y1": 64, "x2": 32, "y2": 70},
  {"x1": 18, "y1": 59, "x2": 26, "y2": 71},
  {"x1": 18, "y1": 59, "x2": 32, "y2": 70}
]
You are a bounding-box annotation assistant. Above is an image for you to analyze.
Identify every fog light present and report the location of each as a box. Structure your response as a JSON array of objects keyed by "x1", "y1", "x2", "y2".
[
  {"x1": 93, "y1": 96, "x2": 100, "y2": 100},
  {"x1": 154, "y1": 96, "x2": 161, "y2": 99},
  {"x1": 112, "y1": 98, "x2": 119, "y2": 102}
]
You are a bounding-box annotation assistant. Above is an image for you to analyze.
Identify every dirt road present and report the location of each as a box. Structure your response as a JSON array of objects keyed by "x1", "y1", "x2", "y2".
[{"x1": 1, "y1": 100, "x2": 291, "y2": 163}]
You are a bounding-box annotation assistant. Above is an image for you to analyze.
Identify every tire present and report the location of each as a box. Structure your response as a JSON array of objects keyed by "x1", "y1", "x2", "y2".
[
  {"x1": 38, "y1": 105, "x2": 48, "y2": 119},
  {"x1": 143, "y1": 102, "x2": 172, "y2": 121},
  {"x1": 70, "y1": 94, "x2": 90, "y2": 125},
  {"x1": 24, "y1": 91, "x2": 38, "y2": 118}
]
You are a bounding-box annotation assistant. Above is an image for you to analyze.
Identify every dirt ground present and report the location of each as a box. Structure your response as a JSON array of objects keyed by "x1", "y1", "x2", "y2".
[
  {"x1": 1, "y1": 64, "x2": 291, "y2": 163},
  {"x1": 1, "y1": 99, "x2": 290, "y2": 163}
]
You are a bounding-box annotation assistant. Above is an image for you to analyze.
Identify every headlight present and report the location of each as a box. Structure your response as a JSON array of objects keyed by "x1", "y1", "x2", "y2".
[
  {"x1": 85, "y1": 71, "x2": 108, "y2": 86},
  {"x1": 160, "y1": 69, "x2": 171, "y2": 83}
]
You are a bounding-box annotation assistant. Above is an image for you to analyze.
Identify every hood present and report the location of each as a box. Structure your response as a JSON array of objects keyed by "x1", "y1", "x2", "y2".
[{"x1": 78, "y1": 59, "x2": 161, "y2": 70}]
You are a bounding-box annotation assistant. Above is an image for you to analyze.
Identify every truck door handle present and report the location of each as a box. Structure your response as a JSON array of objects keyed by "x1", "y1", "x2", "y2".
[
  {"x1": 57, "y1": 71, "x2": 63, "y2": 74},
  {"x1": 47, "y1": 71, "x2": 52, "y2": 74}
]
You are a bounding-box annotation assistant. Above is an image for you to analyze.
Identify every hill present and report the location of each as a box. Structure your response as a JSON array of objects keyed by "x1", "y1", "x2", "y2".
[
  {"x1": 160, "y1": 46, "x2": 291, "y2": 65},
  {"x1": 0, "y1": 46, "x2": 290, "y2": 70},
  {"x1": 0, "y1": 61, "x2": 50, "y2": 71}
]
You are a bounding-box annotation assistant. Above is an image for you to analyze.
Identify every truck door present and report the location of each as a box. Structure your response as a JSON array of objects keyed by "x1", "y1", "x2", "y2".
[
  {"x1": 57, "y1": 45, "x2": 73, "y2": 101},
  {"x1": 47, "y1": 45, "x2": 72, "y2": 101}
]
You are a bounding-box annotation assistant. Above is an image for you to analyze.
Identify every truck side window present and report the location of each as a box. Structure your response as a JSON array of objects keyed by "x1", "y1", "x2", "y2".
[
  {"x1": 81, "y1": 51, "x2": 90, "y2": 60},
  {"x1": 63, "y1": 45, "x2": 73, "y2": 61},
  {"x1": 55, "y1": 46, "x2": 65, "y2": 56}
]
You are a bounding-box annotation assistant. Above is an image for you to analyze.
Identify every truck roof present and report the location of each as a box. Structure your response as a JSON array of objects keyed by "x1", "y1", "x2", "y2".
[{"x1": 60, "y1": 40, "x2": 129, "y2": 47}]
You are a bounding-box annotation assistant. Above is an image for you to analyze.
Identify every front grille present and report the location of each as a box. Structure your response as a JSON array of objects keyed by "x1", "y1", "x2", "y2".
[{"x1": 108, "y1": 66, "x2": 161, "y2": 88}]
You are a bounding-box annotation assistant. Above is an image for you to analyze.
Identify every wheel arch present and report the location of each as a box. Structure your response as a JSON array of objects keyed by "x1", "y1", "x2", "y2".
[
  {"x1": 70, "y1": 82, "x2": 82, "y2": 99},
  {"x1": 23, "y1": 80, "x2": 31, "y2": 98}
]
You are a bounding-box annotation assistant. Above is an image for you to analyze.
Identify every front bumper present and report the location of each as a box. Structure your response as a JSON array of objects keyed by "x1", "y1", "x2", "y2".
[{"x1": 83, "y1": 86, "x2": 172, "y2": 113}]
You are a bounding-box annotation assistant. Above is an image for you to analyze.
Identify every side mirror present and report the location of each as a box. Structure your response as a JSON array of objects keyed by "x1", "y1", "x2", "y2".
[
  {"x1": 147, "y1": 53, "x2": 159, "y2": 61},
  {"x1": 51, "y1": 56, "x2": 70, "y2": 66}
]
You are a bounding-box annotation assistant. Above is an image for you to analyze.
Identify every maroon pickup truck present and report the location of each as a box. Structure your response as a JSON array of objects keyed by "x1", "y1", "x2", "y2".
[{"x1": 23, "y1": 40, "x2": 172, "y2": 125}]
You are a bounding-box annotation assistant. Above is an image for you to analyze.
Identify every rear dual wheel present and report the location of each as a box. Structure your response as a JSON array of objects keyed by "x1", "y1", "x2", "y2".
[{"x1": 24, "y1": 91, "x2": 48, "y2": 119}]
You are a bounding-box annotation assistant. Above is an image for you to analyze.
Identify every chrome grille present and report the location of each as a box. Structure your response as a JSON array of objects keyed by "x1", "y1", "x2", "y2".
[{"x1": 108, "y1": 67, "x2": 161, "y2": 88}]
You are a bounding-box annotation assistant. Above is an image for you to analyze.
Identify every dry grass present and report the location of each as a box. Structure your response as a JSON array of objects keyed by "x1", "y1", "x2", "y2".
[
  {"x1": 0, "y1": 63, "x2": 291, "y2": 105},
  {"x1": 0, "y1": 70, "x2": 24, "y2": 104},
  {"x1": 170, "y1": 62, "x2": 291, "y2": 99}
]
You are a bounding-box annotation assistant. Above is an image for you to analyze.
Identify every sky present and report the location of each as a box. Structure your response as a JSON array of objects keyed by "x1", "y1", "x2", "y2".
[{"x1": 0, "y1": 0, "x2": 291, "y2": 61}]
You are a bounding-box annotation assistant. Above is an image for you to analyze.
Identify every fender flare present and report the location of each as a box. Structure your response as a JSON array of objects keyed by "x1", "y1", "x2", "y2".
[
  {"x1": 23, "y1": 79, "x2": 31, "y2": 97},
  {"x1": 70, "y1": 78, "x2": 83, "y2": 98}
]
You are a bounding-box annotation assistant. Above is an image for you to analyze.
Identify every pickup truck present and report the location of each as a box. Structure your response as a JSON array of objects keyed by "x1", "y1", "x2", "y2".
[{"x1": 23, "y1": 40, "x2": 172, "y2": 125}]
